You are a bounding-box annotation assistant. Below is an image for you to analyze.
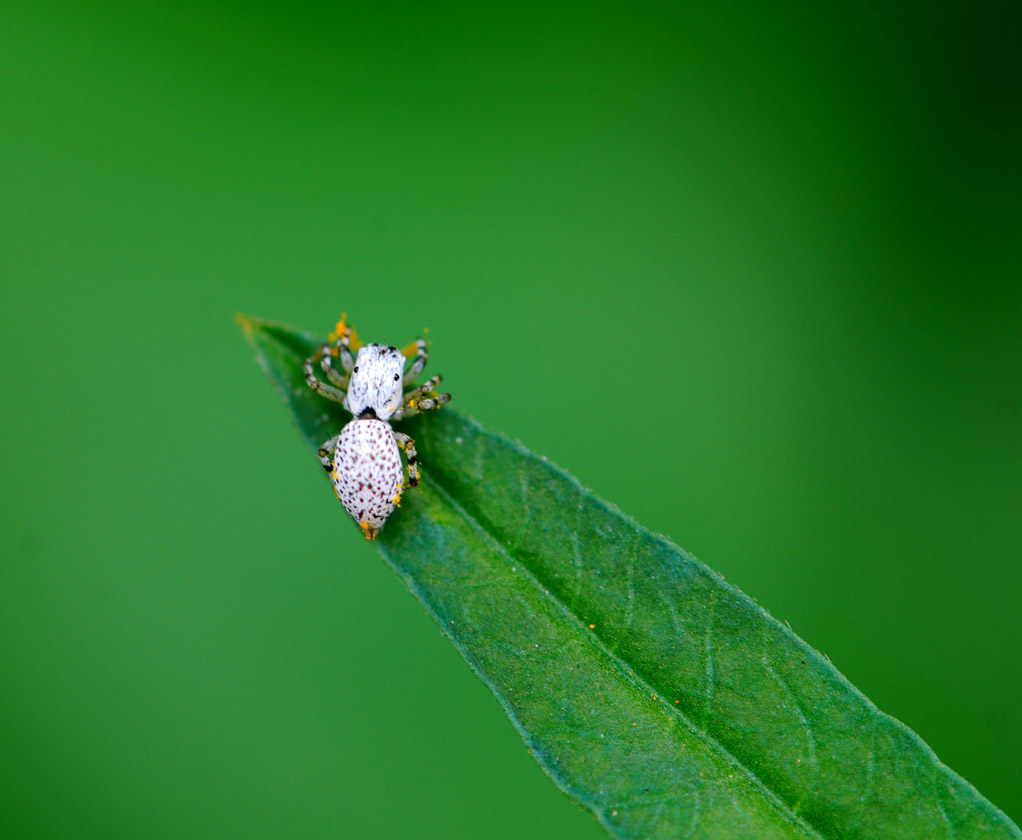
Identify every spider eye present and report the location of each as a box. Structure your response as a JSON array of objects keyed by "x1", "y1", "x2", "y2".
[
  {"x1": 353, "y1": 366, "x2": 359, "y2": 373},
  {"x1": 393, "y1": 373, "x2": 400, "y2": 381}
]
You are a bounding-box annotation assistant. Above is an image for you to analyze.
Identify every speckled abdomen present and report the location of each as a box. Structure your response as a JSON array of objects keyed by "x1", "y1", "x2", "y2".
[{"x1": 331, "y1": 419, "x2": 404, "y2": 539}]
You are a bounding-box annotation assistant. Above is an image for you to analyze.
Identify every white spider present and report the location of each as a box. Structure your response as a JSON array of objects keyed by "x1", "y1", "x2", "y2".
[{"x1": 303, "y1": 318, "x2": 451, "y2": 540}]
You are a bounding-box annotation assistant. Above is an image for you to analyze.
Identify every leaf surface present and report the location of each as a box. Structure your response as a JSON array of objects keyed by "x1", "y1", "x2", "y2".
[{"x1": 239, "y1": 314, "x2": 1020, "y2": 840}]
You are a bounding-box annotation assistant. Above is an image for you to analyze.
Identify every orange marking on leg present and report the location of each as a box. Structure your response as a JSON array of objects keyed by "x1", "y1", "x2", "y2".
[{"x1": 331, "y1": 313, "x2": 362, "y2": 351}]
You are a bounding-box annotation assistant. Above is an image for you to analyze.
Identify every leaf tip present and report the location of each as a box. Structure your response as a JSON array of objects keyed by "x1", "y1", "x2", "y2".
[{"x1": 235, "y1": 311, "x2": 258, "y2": 336}]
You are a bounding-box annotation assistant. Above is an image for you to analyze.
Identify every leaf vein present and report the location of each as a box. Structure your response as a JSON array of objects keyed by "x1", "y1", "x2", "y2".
[
  {"x1": 423, "y1": 476, "x2": 825, "y2": 840},
  {"x1": 704, "y1": 587, "x2": 716, "y2": 720}
]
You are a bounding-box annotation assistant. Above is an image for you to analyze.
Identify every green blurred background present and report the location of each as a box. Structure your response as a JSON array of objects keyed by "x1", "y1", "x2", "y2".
[{"x1": 2, "y1": 1, "x2": 1019, "y2": 837}]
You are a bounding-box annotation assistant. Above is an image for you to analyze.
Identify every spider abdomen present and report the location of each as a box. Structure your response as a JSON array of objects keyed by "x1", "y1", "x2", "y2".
[{"x1": 330, "y1": 419, "x2": 404, "y2": 540}]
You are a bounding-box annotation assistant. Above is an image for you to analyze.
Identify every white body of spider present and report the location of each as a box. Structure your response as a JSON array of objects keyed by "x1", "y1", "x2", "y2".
[{"x1": 304, "y1": 326, "x2": 451, "y2": 540}]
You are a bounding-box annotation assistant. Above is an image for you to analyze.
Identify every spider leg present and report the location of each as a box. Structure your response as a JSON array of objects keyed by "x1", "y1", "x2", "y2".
[
  {"x1": 390, "y1": 392, "x2": 451, "y2": 425},
  {"x1": 405, "y1": 375, "x2": 442, "y2": 403},
  {"x1": 317, "y1": 434, "x2": 340, "y2": 474},
  {"x1": 337, "y1": 332, "x2": 355, "y2": 375},
  {"x1": 402, "y1": 338, "x2": 428, "y2": 385},
  {"x1": 320, "y1": 352, "x2": 349, "y2": 389},
  {"x1": 304, "y1": 344, "x2": 348, "y2": 403},
  {"x1": 392, "y1": 430, "x2": 420, "y2": 487},
  {"x1": 391, "y1": 375, "x2": 450, "y2": 421}
]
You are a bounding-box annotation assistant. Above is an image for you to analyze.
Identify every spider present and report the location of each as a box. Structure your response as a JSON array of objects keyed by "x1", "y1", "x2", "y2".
[{"x1": 302, "y1": 316, "x2": 451, "y2": 540}]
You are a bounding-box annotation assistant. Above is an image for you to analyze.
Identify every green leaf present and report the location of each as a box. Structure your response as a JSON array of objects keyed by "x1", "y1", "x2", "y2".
[{"x1": 238, "y1": 314, "x2": 1019, "y2": 840}]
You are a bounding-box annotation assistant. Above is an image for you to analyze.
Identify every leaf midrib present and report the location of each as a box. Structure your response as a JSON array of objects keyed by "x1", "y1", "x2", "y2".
[{"x1": 418, "y1": 464, "x2": 825, "y2": 840}]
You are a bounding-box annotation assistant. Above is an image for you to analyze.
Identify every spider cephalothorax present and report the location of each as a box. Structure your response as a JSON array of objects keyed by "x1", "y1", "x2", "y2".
[{"x1": 344, "y1": 343, "x2": 407, "y2": 420}]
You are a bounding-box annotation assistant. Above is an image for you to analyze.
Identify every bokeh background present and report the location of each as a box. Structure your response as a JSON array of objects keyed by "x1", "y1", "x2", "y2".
[{"x1": 2, "y1": 1, "x2": 1019, "y2": 837}]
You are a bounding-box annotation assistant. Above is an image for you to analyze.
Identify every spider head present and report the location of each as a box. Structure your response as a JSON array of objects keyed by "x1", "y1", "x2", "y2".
[{"x1": 345, "y1": 343, "x2": 406, "y2": 421}]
